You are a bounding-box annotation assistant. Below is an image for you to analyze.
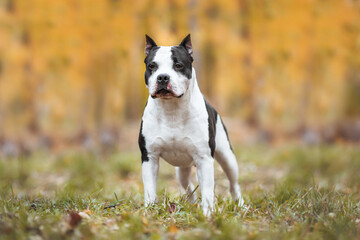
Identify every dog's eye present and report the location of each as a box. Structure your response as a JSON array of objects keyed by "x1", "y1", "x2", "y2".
[
  {"x1": 174, "y1": 63, "x2": 184, "y2": 70},
  {"x1": 148, "y1": 63, "x2": 157, "y2": 70}
]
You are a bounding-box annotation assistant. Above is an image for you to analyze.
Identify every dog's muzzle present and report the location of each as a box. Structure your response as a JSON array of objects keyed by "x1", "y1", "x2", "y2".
[
  {"x1": 151, "y1": 74, "x2": 183, "y2": 99},
  {"x1": 151, "y1": 87, "x2": 181, "y2": 99}
]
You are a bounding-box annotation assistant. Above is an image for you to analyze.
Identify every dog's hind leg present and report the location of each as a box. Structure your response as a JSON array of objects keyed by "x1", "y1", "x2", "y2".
[
  {"x1": 176, "y1": 166, "x2": 197, "y2": 203},
  {"x1": 214, "y1": 115, "x2": 244, "y2": 206}
]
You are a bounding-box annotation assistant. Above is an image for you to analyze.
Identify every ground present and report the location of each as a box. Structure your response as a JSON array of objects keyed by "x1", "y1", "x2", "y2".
[{"x1": 0, "y1": 144, "x2": 360, "y2": 239}]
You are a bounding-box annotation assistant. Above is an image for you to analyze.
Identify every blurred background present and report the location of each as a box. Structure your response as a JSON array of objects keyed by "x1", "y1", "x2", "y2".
[{"x1": 0, "y1": 0, "x2": 360, "y2": 157}]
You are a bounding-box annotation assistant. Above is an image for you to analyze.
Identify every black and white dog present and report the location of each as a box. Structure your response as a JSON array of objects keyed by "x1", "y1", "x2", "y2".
[{"x1": 139, "y1": 34, "x2": 244, "y2": 215}]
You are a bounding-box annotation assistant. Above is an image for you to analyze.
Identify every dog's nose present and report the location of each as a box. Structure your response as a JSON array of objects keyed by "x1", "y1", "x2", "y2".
[{"x1": 157, "y1": 74, "x2": 170, "y2": 85}]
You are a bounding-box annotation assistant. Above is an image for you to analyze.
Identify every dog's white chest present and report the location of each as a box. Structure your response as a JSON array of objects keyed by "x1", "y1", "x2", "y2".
[
  {"x1": 147, "y1": 121, "x2": 203, "y2": 167},
  {"x1": 143, "y1": 107, "x2": 209, "y2": 167},
  {"x1": 156, "y1": 135, "x2": 196, "y2": 167}
]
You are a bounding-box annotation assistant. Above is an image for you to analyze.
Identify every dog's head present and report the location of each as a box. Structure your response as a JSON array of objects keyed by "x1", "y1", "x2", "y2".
[{"x1": 144, "y1": 34, "x2": 193, "y2": 99}]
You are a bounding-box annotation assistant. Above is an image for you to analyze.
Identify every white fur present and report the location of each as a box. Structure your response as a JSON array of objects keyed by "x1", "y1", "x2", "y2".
[{"x1": 141, "y1": 47, "x2": 244, "y2": 215}]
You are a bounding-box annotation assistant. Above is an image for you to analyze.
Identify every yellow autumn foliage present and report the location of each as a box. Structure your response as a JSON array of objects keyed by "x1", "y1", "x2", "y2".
[{"x1": 0, "y1": 0, "x2": 359, "y2": 137}]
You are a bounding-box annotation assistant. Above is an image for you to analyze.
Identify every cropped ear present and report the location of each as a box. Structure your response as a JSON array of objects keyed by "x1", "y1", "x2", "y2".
[
  {"x1": 179, "y1": 34, "x2": 193, "y2": 55},
  {"x1": 145, "y1": 35, "x2": 157, "y2": 56}
]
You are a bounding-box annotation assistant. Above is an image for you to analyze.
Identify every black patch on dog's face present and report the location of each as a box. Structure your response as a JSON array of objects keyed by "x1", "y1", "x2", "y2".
[
  {"x1": 144, "y1": 46, "x2": 160, "y2": 86},
  {"x1": 170, "y1": 46, "x2": 193, "y2": 79}
]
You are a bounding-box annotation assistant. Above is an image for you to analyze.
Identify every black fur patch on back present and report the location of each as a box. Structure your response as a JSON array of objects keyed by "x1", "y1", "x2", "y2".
[
  {"x1": 138, "y1": 120, "x2": 149, "y2": 163},
  {"x1": 204, "y1": 98, "x2": 218, "y2": 157},
  {"x1": 144, "y1": 46, "x2": 160, "y2": 86},
  {"x1": 170, "y1": 46, "x2": 193, "y2": 79}
]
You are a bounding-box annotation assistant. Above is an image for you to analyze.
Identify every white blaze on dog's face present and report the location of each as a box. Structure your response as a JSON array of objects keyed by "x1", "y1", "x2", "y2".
[{"x1": 144, "y1": 35, "x2": 193, "y2": 99}]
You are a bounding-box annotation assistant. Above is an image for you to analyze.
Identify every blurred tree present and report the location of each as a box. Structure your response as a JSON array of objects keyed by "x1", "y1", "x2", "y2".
[
  {"x1": 6, "y1": 0, "x2": 15, "y2": 13},
  {"x1": 239, "y1": 0, "x2": 258, "y2": 126},
  {"x1": 344, "y1": 65, "x2": 360, "y2": 119}
]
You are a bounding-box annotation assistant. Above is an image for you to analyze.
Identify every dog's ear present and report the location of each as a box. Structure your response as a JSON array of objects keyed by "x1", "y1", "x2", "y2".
[
  {"x1": 145, "y1": 35, "x2": 157, "y2": 57},
  {"x1": 179, "y1": 34, "x2": 193, "y2": 56}
]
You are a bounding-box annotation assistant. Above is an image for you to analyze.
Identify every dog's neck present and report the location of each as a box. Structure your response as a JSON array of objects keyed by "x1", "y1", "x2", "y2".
[{"x1": 148, "y1": 68, "x2": 203, "y2": 122}]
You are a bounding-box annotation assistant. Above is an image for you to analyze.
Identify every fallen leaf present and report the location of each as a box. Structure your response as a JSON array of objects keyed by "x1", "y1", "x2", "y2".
[
  {"x1": 82, "y1": 209, "x2": 92, "y2": 215},
  {"x1": 142, "y1": 216, "x2": 149, "y2": 226},
  {"x1": 79, "y1": 212, "x2": 90, "y2": 219},
  {"x1": 68, "y1": 212, "x2": 81, "y2": 228},
  {"x1": 168, "y1": 224, "x2": 178, "y2": 234},
  {"x1": 168, "y1": 203, "x2": 176, "y2": 213}
]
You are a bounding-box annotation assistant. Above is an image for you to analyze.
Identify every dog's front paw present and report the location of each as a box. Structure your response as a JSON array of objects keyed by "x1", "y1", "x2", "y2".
[
  {"x1": 237, "y1": 198, "x2": 250, "y2": 212},
  {"x1": 202, "y1": 206, "x2": 213, "y2": 217},
  {"x1": 237, "y1": 197, "x2": 245, "y2": 207}
]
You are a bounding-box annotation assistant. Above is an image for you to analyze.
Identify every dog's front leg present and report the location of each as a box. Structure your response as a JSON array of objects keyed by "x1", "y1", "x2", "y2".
[
  {"x1": 196, "y1": 156, "x2": 214, "y2": 216},
  {"x1": 142, "y1": 156, "x2": 159, "y2": 207}
]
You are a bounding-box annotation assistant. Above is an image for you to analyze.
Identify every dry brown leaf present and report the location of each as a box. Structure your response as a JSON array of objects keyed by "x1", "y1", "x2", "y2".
[
  {"x1": 168, "y1": 224, "x2": 178, "y2": 234},
  {"x1": 168, "y1": 203, "x2": 176, "y2": 214},
  {"x1": 82, "y1": 209, "x2": 92, "y2": 215},
  {"x1": 68, "y1": 211, "x2": 81, "y2": 228},
  {"x1": 142, "y1": 216, "x2": 149, "y2": 226}
]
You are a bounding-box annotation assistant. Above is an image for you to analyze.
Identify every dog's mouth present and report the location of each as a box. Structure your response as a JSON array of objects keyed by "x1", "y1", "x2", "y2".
[{"x1": 151, "y1": 88, "x2": 183, "y2": 99}]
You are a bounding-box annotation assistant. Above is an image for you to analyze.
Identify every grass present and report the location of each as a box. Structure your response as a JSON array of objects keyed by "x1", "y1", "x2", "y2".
[{"x1": 0, "y1": 144, "x2": 360, "y2": 239}]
